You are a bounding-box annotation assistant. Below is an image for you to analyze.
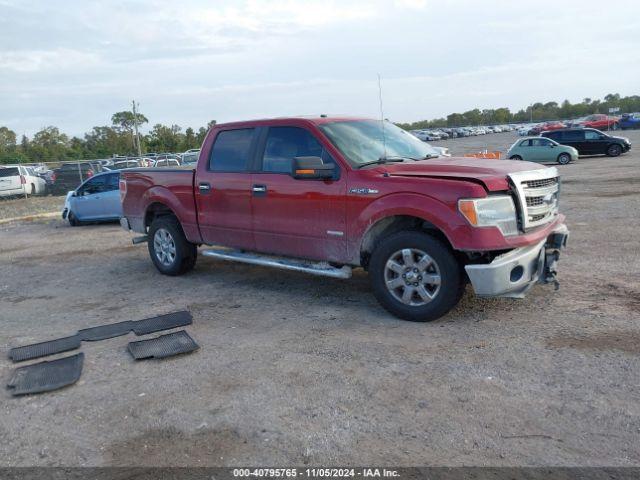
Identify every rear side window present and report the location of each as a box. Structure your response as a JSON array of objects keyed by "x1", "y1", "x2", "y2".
[
  {"x1": 262, "y1": 127, "x2": 324, "y2": 173},
  {"x1": 0, "y1": 167, "x2": 19, "y2": 177},
  {"x1": 545, "y1": 131, "x2": 561, "y2": 140},
  {"x1": 564, "y1": 130, "x2": 584, "y2": 141},
  {"x1": 209, "y1": 128, "x2": 255, "y2": 172}
]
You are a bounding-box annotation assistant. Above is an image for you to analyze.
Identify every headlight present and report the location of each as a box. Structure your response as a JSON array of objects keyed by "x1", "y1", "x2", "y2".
[{"x1": 458, "y1": 196, "x2": 519, "y2": 236}]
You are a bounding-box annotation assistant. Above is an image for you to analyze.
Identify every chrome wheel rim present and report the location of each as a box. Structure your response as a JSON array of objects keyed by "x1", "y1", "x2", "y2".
[
  {"x1": 384, "y1": 248, "x2": 441, "y2": 306},
  {"x1": 154, "y1": 228, "x2": 176, "y2": 266}
]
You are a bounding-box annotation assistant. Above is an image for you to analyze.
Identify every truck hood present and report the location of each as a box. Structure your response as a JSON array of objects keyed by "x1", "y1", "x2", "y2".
[{"x1": 380, "y1": 157, "x2": 548, "y2": 191}]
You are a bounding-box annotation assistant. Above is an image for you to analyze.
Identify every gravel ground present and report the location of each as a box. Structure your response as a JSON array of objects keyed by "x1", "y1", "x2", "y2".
[
  {"x1": 0, "y1": 130, "x2": 639, "y2": 467},
  {"x1": 0, "y1": 194, "x2": 64, "y2": 220}
]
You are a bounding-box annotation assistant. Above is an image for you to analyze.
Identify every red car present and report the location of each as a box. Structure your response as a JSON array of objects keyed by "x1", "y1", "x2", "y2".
[
  {"x1": 579, "y1": 114, "x2": 619, "y2": 130},
  {"x1": 528, "y1": 122, "x2": 565, "y2": 135},
  {"x1": 120, "y1": 116, "x2": 568, "y2": 322}
]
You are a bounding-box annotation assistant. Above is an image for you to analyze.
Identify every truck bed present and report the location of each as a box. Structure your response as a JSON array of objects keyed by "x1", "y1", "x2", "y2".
[{"x1": 120, "y1": 168, "x2": 201, "y2": 242}]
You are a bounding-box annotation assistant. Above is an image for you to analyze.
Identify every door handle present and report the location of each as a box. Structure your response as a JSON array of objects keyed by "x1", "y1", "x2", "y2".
[
  {"x1": 198, "y1": 182, "x2": 211, "y2": 194},
  {"x1": 252, "y1": 184, "x2": 267, "y2": 196}
]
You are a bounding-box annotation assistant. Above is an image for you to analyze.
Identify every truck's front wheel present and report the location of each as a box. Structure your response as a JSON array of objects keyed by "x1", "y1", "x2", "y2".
[
  {"x1": 148, "y1": 216, "x2": 197, "y2": 276},
  {"x1": 369, "y1": 231, "x2": 463, "y2": 322}
]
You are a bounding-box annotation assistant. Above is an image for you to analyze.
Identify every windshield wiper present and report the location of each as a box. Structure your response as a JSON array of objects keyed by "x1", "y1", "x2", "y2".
[{"x1": 356, "y1": 157, "x2": 407, "y2": 169}]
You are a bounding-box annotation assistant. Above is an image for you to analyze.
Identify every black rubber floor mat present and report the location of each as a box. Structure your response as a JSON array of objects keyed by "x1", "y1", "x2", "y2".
[
  {"x1": 8, "y1": 335, "x2": 81, "y2": 363},
  {"x1": 132, "y1": 311, "x2": 192, "y2": 336},
  {"x1": 7, "y1": 353, "x2": 84, "y2": 396},
  {"x1": 128, "y1": 331, "x2": 199, "y2": 360},
  {"x1": 78, "y1": 320, "x2": 134, "y2": 341}
]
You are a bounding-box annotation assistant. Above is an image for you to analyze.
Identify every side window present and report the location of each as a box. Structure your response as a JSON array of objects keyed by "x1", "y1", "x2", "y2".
[
  {"x1": 81, "y1": 176, "x2": 107, "y2": 195},
  {"x1": 530, "y1": 139, "x2": 543, "y2": 147},
  {"x1": 565, "y1": 130, "x2": 584, "y2": 141},
  {"x1": 539, "y1": 138, "x2": 552, "y2": 146},
  {"x1": 106, "y1": 174, "x2": 120, "y2": 191},
  {"x1": 520, "y1": 140, "x2": 531, "y2": 147},
  {"x1": 261, "y1": 127, "x2": 325, "y2": 173},
  {"x1": 585, "y1": 130, "x2": 602, "y2": 140},
  {"x1": 209, "y1": 128, "x2": 255, "y2": 172}
]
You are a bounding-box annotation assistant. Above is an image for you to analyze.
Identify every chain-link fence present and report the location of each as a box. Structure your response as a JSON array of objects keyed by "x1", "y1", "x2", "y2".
[{"x1": 0, "y1": 154, "x2": 188, "y2": 223}]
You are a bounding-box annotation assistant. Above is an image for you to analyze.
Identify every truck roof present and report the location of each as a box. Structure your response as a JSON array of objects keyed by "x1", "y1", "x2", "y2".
[{"x1": 215, "y1": 115, "x2": 372, "y2": 129}]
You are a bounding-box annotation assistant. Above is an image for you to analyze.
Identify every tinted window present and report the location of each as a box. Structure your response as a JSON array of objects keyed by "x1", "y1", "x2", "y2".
[
  {"x1": 262, "y1": 127, "x2": 324, "y2": 173},
  {"x1": 106, "y1": 173, "x2": 120, "y2": 191},
  {"x1": 0, "y1": 167, "x2": 19, "y2": 177},
  {"x1": 81, "y1": 175, "x2": 107, "y2": 194},
  {"x1": 564, "y1": 130, "x2": 584, "y2": 141},
  {"x1": 545, "y1": 131, "x2": 561, "y2": 140},
  {"x1": 209, "y1": 128, "x2": 255, "y2": 172}
]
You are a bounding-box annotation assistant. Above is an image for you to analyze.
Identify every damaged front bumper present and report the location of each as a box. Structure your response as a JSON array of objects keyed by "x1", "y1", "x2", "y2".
[{"x1": 465, "y1": 224, "x2": 569, "y2": 298}]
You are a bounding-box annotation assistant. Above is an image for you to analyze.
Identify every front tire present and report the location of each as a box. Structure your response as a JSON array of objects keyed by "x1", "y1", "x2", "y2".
[
  {"x1": 606, "y1": 144, "x2": 622, "y2": 157},
  {"x1": 68, "y1": 211, "x2": 80, "y2": 227},
  {"x1": 369, "y1": 231, "x2": 463, "y2": 322},
  {"x1": 148, "y1": 215, "x2": 197, "y2": 276},
  {"x1": 557, "y1": 153, "x2": 571, "y2": 165}
]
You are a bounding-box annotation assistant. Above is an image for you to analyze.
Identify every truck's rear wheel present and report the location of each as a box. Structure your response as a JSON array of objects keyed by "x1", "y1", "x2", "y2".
[
  {"x1": 369, "y1": 231, "x2": 463, "y2": 322},
  {"x1": 148, "y1": 216, "x2": 197, "y2": 275}
]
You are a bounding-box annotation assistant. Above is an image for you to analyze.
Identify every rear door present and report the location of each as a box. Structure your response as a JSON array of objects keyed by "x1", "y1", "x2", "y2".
[
  {"x1": 0, "y1": 167, "x2": 21, "y2": 194},
  {"x1": 560, "y1": 130, "x2": 584, "y2": 152},
  {"x1": 195, "y1": 127, "x2": 257, "y2": 250},
  {"x1": 250, "y1": 125, "x2": 347, "y2": 262}
]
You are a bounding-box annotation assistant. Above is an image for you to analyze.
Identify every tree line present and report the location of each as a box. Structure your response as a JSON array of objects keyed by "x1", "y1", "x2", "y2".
[
  {"x1": 396, "y1": 93, "x2": 640, "y2": 130},
  {"x1": 1, "y1": 93, "x2": 638, "y2": 164},
  {"x1": 0, "y1": 111, "x2": 217, "y2": 164}
]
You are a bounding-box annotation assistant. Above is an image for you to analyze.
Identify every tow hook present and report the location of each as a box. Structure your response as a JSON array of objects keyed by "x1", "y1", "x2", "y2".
[{"x1": 542, "y1": 248, "x2": 561, "y2": 290}]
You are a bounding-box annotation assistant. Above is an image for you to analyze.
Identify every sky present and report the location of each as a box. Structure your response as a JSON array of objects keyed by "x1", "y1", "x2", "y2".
[{"x1": 1, "y1": 0, "x2": 639, "y2": 137}]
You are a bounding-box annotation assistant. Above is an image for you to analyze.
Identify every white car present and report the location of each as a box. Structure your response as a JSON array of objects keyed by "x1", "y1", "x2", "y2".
[{"x1": 0, "y1": 165, "x2": 46, "y2": 197}]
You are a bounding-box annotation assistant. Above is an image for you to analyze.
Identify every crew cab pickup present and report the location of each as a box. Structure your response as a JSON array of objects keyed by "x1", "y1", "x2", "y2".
[{"x1": 120, "y1": 117, "x2": 569, "y2": 322}]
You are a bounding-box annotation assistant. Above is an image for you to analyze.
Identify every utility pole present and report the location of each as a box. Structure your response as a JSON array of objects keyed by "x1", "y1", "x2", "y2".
[{"x1": 132, "y1": 100, "x2": 142, "y2": 157}]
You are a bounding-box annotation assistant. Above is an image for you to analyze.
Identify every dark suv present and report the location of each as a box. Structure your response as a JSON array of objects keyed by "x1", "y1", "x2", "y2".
[
  {"x1": 541, "y1": 128, "x2": 631, "y2": 157},
  {"x1": 51, "y1": 162, "x2": 104, "y2": 195}
]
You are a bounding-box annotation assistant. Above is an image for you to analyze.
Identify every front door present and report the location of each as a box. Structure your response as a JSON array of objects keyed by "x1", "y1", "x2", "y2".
[
  {"x1": 250, "y1": 126, "x2": 347, "y2": 262},
  {"x1": 584, "y1": 129, "x2": 606, "y2": 155},
  {"x1": 195, "y1": 127, "x2": 257, "y2": 250},
  {"x1": 73, "y1": 175, "x2": 108, "y2": 219}
]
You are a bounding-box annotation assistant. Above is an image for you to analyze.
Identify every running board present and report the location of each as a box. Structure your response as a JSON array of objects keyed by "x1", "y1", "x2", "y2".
[{"x1": 201, "y1": 248, "x2": 352, "y2": 279}]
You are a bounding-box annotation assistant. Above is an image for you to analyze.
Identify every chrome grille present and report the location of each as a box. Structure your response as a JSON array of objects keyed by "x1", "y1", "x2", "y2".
[
  {"x1": 509, "y1": 168, "x2": 560, "y2": 230},
  {"x1": 523, "y1": 178, "x2": 558, "y2": 189}
]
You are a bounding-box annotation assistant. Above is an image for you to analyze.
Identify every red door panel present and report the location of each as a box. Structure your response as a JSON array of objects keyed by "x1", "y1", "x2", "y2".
[{"x1": 251, "y1": 173, "x2": 347, "y2": 262}]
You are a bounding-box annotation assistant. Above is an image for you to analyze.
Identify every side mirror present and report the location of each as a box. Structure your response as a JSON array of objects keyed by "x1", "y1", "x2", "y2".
[{"x1": 292, "y1": 156, "x2": 335, "y2": 180}]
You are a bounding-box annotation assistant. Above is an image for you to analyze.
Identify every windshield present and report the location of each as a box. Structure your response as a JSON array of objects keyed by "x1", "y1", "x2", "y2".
[{"x1": 319, "y1": 120, "x2": 441, "y2": 167}]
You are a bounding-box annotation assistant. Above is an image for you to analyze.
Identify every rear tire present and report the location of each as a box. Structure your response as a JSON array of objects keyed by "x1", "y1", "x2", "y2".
[
  {"x1": 369, "y1": 231, "x2": 464, "y2": 322},
  {"x1": 606, "y1": 144, "x2": 622, "y2": 157},
  {"x1": 509, "y1": 155, "x2": 522, "y2": 160},
  {"x1": 148, "y1": 215, "x2": 197, "y2": 276},
  {"x1": 557, "y1": 153, "x2": 571, "y2": 165}
]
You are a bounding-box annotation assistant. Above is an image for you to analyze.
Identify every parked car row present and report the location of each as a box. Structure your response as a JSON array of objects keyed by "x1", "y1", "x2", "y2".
[
  {"x1": 410, "y1": 124, "x2": 519, "y2": 141},
  {"x1": 507, "y1": 127, "x2": 631, "y2": 164}
]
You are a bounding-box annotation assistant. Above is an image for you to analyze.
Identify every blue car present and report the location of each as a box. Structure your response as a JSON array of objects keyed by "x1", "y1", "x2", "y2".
[
  {"x1": 62, "y1": 171, "x2": 122, "y2": 226},
  {"x1": 620, "y1": 113, "x2": 640, "y2": 130}
]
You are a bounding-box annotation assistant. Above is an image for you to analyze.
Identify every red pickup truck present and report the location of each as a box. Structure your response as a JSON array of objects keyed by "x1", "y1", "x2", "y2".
[{"x1": 120, "y1": 116, "x2": 568, "y2": 322}]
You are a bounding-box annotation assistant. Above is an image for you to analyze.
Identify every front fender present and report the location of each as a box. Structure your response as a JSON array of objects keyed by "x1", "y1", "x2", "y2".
[{"x1": 348, "y1": 192, "x2": 468, "y2": 261}]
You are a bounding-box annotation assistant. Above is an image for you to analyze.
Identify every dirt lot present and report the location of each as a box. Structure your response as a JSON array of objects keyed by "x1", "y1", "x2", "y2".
[{"x1": 1, "y1": 130, "x2": 639, "y2": 467}]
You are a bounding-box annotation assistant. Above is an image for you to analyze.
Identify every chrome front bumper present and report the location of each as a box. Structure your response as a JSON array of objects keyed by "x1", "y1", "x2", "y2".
[{"x1": 465, "y1": 224, "x2": 569, "y2": 298}]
